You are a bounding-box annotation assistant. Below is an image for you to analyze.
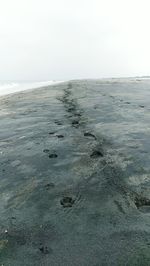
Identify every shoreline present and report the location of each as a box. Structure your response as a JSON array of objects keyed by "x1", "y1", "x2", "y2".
[
  {"x1": 1, "y1": 76, "x2": 150, "y2": 98},
  {"x1": 0, "y1": 80, "x2": 65, "y2": 97}
]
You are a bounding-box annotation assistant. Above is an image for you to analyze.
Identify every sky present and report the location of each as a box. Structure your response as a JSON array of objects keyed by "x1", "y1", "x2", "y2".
[{"x1": 0, "y1": 0, "x2": 150, "y2": 81}]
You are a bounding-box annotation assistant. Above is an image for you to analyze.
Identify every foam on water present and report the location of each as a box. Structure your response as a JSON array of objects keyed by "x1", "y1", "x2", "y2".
[{"x1": 0, "y1": 80, "x2": 64, "y2": 96}]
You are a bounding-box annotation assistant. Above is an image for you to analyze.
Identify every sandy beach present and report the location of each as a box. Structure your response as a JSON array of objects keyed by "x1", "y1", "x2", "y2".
[{"x1": 0, "y1": 79, "x2": 150, "y2": 265}]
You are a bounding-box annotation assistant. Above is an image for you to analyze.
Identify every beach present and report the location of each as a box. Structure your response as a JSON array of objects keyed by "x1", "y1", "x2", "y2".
[{"x1": 0, "y1": 79, "x2": 150, "y2": 265}]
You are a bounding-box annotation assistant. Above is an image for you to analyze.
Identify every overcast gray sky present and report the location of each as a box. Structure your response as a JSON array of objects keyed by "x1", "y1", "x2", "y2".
[{"x1": 0, "y1": 0, "x2": 150, "y2": 81}]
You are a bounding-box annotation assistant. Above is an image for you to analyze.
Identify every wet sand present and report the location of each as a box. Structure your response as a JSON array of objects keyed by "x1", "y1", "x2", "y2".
[{"x1": 0, "y1": 79, "x2": 150, "y2": 265}]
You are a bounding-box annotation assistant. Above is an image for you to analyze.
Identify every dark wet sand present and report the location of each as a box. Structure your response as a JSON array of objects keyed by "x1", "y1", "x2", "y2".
[{"x1": 0, "y1": 79, "x2": 150, "y2": 265}]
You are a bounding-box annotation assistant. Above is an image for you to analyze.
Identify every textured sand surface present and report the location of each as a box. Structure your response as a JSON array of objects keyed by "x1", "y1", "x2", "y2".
[{"x1": 0, "y1": 79, "x2": 150, "y2": 265}]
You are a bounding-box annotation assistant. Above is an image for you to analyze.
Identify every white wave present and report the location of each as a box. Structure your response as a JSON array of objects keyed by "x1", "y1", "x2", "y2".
[{"x1": 0, "y1": 80, "x2": 64, "y2": 96}]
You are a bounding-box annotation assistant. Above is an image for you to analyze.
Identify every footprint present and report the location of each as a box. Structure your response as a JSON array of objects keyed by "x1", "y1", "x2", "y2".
[
  {"x1": 55, "y1": 120, "x2": 63, "y2": 125},
  {"x1": 84, "y1": 132, "x2": 96, "y2": 140},
  {"x1": 74, "y1": 113, "x2": 82, "y2": 117},
  {"x1": 60, "y1": 196, "x2": 75, "y2": 208},
  {"x1": 39, "y1": 244, "x2": 49, "y2": 254},
  {"x1": 49, "y1": 132, "x2": 55, "y2": 135},
  {"x1": 44, "y1": 183, "x2": 55, "y2": 190},
  {"x1": 43, "y1": 149, "x2": 50, "y2": 153},
  {"x1": 43, "y1": 149, "x2": 58, "y2": 158},
  {"x1": 72, "y1": 120, "x2": 79, "y2": 127},
  {"x1": 49, "y1": 154, "x2": 58, "y2": 158},
  {"x1": 57, "y1": 135, "x2": 64, "y2": 139},
  {"x1": 67, "y1": 107, "x2": 76, "y2": 113},
  {"x1": 90, "y1": 150, "x2": 103, "y2": 158},
  {"x1": 11, "y1": 216, "x2": 16, "y2": 220},
  {"x1": 134, "y1": 196, "x2": 150, "y2": 212}
]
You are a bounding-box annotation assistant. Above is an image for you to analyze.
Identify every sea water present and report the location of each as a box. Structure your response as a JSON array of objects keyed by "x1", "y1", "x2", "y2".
[{"x1": 0, "y1": 80, "x2": 64, "y2": 96}]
